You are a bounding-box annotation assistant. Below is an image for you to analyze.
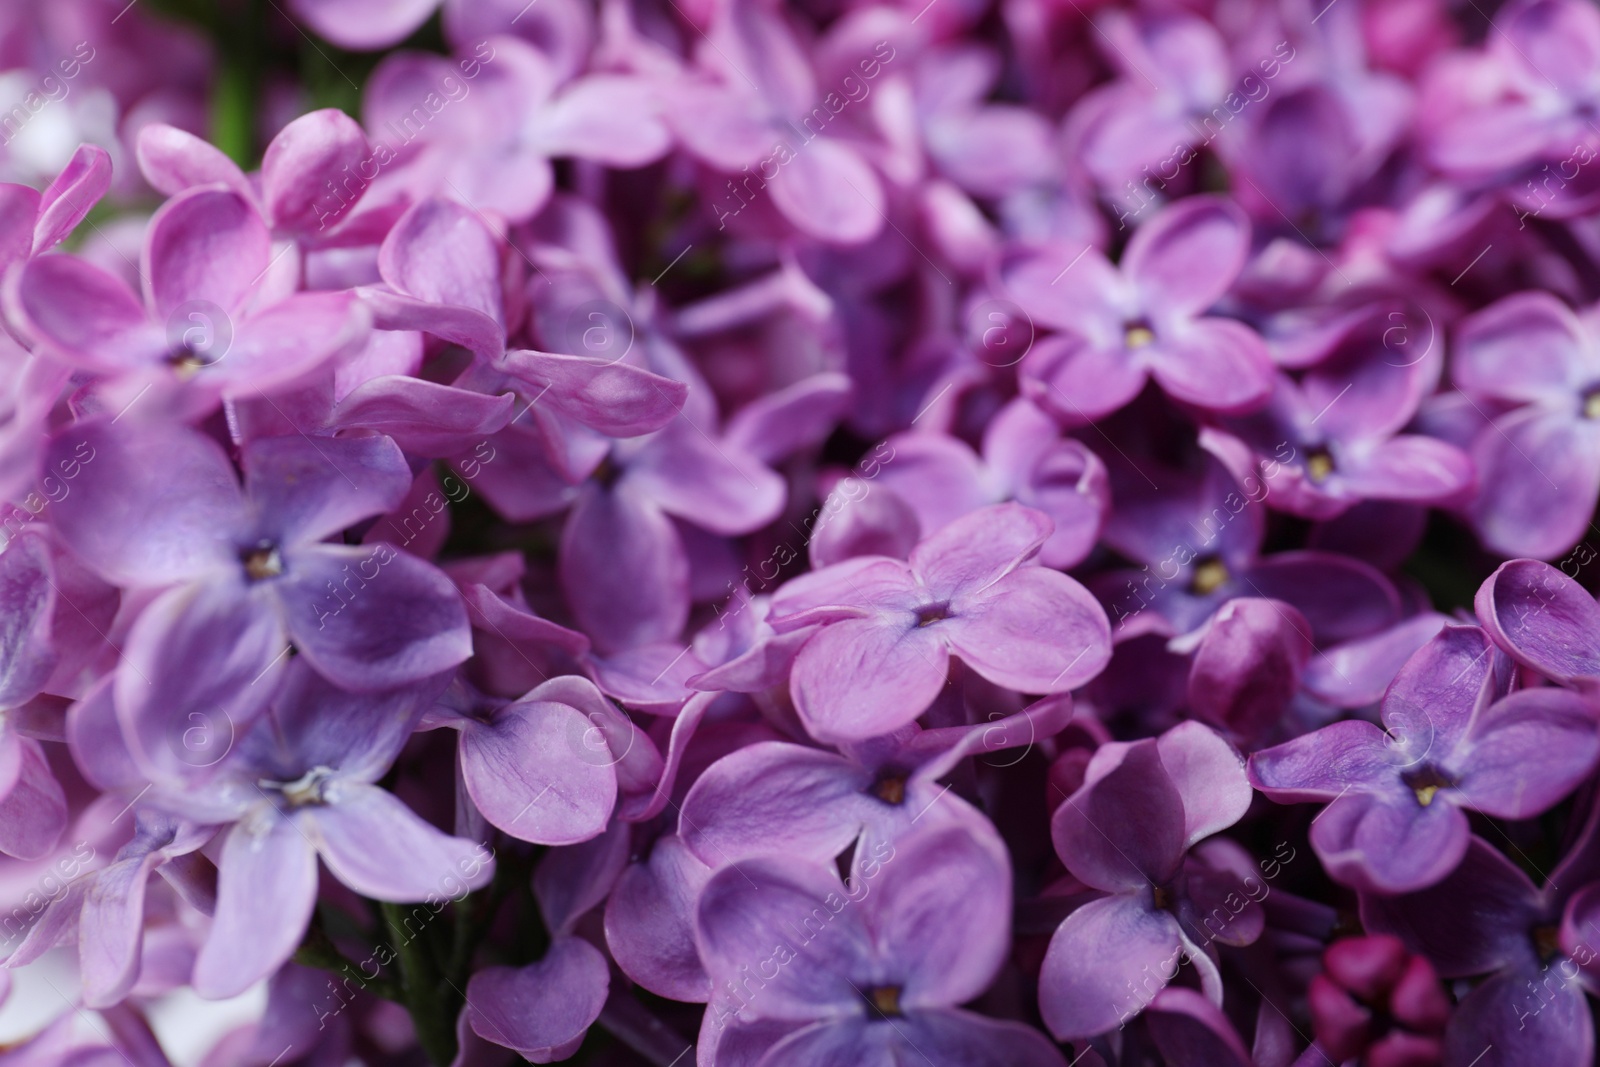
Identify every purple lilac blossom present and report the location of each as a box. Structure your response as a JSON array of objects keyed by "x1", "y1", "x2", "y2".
[{"x1": 6, "y1": 1, "x2": 1600, "y2": 1064}]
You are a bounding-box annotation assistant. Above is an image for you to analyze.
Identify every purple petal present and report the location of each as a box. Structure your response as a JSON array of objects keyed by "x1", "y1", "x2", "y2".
[
  {"x1": 1155, "y1": 721, "x2": 1251, "y2": 847},
  {"x1": 193, "y1": 809, "x2": 317, "y2": 999},
  {"x1": 679, "y1": 742, "x2": 874, "y2": 867},
  {"x1": 1309, "y1": 789, "x2": 1469, "y2": 894},
  {"x1": 460, "y1": 700, "x2": 617, "y2": 844},
  {"x1": 1148, "y1": 318, "x2": 1274, "y2": 414},
  {"x1": 869, "y1": 826, "x2": 1011, "y2": 1010},
  {"x1": 765, "y1": 137, "x2": 885, "y2": 245},
  {"x1": 1469, "y1": 409, "x2": 1600, "y2": 559},
  {"x1": 332, "y1": 377, "x2": 515, "y2": 457},
  {"x1": 1052, "y1": 739, "x2": 1186, "y2": 890},
  {"x1": 497, "y1": 351, "x2": 687, "y2": 438},
  {"x1": 695, "y1": 856, "x2": 871, "y2": 1021},
  {"x1": 34, "y1": 145, "x2": 113, "y2": 253},
  {"x1": 117, "y1": 581, "x2": 285, "y2": 781},
  {"x1": 942, "y1": 567, "x2": 1111, "y2": 693},
  {"x1": 559, "y1": 483, "x2": 687, "y2": 653},
  {"x1": 892, "y1": 1010, "x2": 1070, "y2": 1067},
  {"x1": 1124, "y1": 196, "x2": 1250, "y2": 316},
  {"x1": 1476, "y1": 558, "x2": 1600, "y2": 685},
  {"x1": 278, "y1": 543, "x2": 471, "y2": 690},
  {"x1": 1020, "y1": 336, "x2": 1148, "y2": 426},
  {"x1": 910, "y1": 502, "x2": 1052, "y2": 599},
  {"x1": 465, "y1": 936, "x2": 610, "y2": 1060},
  {"x1": 604, "y1": 834, "x2": 714, "y2": 1002},
  {"x1": 630, "y1": 424, "x2": 785, "y2": 535},
  {"x1": 13, "y1": 255, "x2": 164, "y2": 372},
  {"x1": 79, "y1": 851, "x2": 165, "y2": 1008},
  {"x1": 1450, "y1": 291, "x2": 1592, "y2": 403},
  {"x1": 242, "y1": 432, "x2": 412, "y2": 546},
  {"x1": 287, "y1": 0, "x2": 442, "y2": 49},
  {"x1": 1039, "y1": 894, "x2": 1184, "y2": 1039},
  {"x1": 1454, "y1": 688, "x2": 1600, "y2": 818},
  {"x1": 1249, "y1": 719, "x2": 1399, "y2": 800},
  {"x1": 134, "y1": 123, "x2": 250, "y2": 200},
  {"x1": 143, "y1": 188, "x2": 269, "y2": 320},
  {"x1": 0, "y1": 733, "x2": 66, "y2": 860},
  {"x1": 309, "y1": 783, "x2": 493, "y2": 900},
  {"x1": 790, "y1": 617, "x2": 950, "y2": 743},
  {"x1": 44, "y1": 420, "x2": 243, "y2": 586},
  {"x1": 261, "y1": 108, "x2": 370, "y2": 234}
]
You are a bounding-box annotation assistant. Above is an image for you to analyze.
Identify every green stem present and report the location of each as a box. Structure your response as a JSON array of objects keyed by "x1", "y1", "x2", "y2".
[{"x1": 382, "y1": 901, "x2": 459, "y2": 1066}]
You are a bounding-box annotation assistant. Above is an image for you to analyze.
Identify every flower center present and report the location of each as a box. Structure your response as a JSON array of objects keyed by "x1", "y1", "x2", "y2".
[
  {"x1": 1306, "y1": 448, "x2": 1335, "y2": 483},
  {"x1": 1585, "y1": 389, "x2": 1600, "y2": 420},
  {"x1": 1400, "y1": 763, "x2": 1455, "y2": 807},
  {"x1": 265, "y1": 765, "x2": 335, "y2": 808},
  {"x1": 914, "y1": 601, "x2": 951, "y2": 627},
  {"x1": 1124, "y1": 318, "x2": 1156, "y2": 349},
  {"x1": 240, "y1": 543, "x2": 284, "y2": 582},
  {"x1": 165, "y1": 343, "x2": 216, "y2": 381},
  {"x1": 863, "y1": 984, "x2": 903, "y2": 1017},
  {"x1": 870, "y1": 774, "x2": 907, "y2": 806},
  {"x1": 1533, "y1": 924, "x2": 1563, "y2": 963},
  {"x1": 1189, "y1": 557, "x2": 1230, "y2": 596}
]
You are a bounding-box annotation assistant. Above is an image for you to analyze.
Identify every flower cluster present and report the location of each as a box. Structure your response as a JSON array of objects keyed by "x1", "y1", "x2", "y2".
[{"x1": 4, "y1": 0, "x2": 1600, "y2": 1066}]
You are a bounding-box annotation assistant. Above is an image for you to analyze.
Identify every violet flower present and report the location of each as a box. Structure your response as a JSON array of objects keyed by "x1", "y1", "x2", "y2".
[
  {"x1": 1004, "y1": 196, "x2": 1275, "y2": 423},
  {"x1": 695, "y1": 824, "x2": 1065, "y2": 1066},
  {"x1": 768, "y1": 503, "x2": 1110, "y2": 743},
  {"x1": 1251, "y1": 625, "x2": 1600, "y2": 893},
  {"x1": 1039, "y1": 720, "x2": 1257, "y2": 1039},
  {"x1": 42, "y1": 419, "x2": 470, "y2": 778}
]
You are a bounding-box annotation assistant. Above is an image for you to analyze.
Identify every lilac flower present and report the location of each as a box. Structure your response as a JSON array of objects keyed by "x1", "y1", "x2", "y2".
[
  {"x1": 1430, "y1": 0, "x2": 1600, "y2": 194},
  {"x1": 1308, "y1": 935, "x2": 1450, "y2": 1066},
  {"x1": 10, "y1": 186, "x2": 369, "y2": 420},
  {"x1": 1202, "y1": 312, "x2": 1473, "y2": 521},
  {"x1": 42, "y1": 419, "x2": 470, "y2": 778},
  {"x1": 1004, "y1": 196, "x2": 1275, "y2": 423},
  {"x1": 1251, "y1": 625, "x2": 1600, "y2": 893},
  {"x1": 695, "y1": 824, "x2": 1065, "y2": 1066},
  {"x1": 143, "y1": 661, "x2": 491, "y2": 998},
  {"x1": 1096, "y1": 453, "x2": 1402, "y2": 640},
  {"x1": 768, "y1": 503, "x2": 1110, "y2": 743},
  {"x1": 1453, "y1": 292, "x2": 1600, "y2": 557},
  {"x1": 1038, "y1": 721, "x2": 1257, "y2": 1039}
]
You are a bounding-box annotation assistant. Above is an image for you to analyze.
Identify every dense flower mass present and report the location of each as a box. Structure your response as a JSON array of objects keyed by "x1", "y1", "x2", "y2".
[{"x1": 7, "y1": 0, "x2": 1600, "y2": 1065}]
